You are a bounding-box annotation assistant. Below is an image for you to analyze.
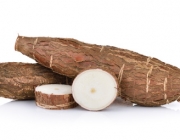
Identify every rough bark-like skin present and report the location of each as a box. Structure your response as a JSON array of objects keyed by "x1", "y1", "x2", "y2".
[
  {"x1": 0, "y1": 62, "x2": 73, "y2": 100},
  {"x1": 15, "y1": 36, "x2": 180, "y2": 106},
  {"x1": 35, "y1": 91, "x2": 78, "y2": 109}
]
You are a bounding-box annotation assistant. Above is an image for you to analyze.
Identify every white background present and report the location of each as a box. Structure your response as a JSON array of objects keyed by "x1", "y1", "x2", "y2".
[{"x1": 0, "y1": 0, "x2": 180, "y2": 140}]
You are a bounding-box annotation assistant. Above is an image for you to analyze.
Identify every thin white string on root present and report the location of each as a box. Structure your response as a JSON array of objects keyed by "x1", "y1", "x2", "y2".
[
  {"x1": 146, "y1": 79, "x2": 151, "y2": 93},
  {"x1": 163, "y1": 77, "x2": 167, "y2": 91},
  {"x1": 146, "y1": 66, "x2": 153, "y2": 93},
  {"x1": 100, "y1": 46, "x2": 104, "y2": 52},
  {"x1": 177, "y1": 95, "x2": 180, "y2": 101},
  {"x1": 118, "y1": 64, "x2": 125, "y2": 84},
  {"x1": 163, "y1": 77, "x2": 167, "y2": 99},
  {"x1": 164, "y1": 94, "x2": 167, "y2": 100},
  {"x1": 33, "y1": 38, "x2": 38, "y2": 59},
  {"x1": 146, "y1": 57, "x2": 152, "y2": 65},
  {"x1": 50, "y1": 55, "x2": 53, "y2": 68}
]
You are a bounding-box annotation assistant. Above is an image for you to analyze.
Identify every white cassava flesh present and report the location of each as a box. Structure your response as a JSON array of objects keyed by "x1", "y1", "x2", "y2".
[
  {"x1": 72, "y1": 69, "x2": 118, "y2": 111},
  {"x1": 35, "y1": 84, "x2": 77, "y2": 109}
]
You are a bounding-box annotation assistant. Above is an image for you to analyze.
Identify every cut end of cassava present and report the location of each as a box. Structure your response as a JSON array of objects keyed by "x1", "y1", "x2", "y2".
[
  {"x1": 35, "y1": 84, "x2": 77, "y2": 110},
  {"x1": 72, "y1": 69, "x2": 118, "y2": 111}
]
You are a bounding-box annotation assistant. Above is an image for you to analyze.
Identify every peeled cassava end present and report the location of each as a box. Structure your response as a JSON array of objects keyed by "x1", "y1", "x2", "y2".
[
  {"x1": 35, "y1": 84, "x2": 77, "y2": 110},
  {"x1": 72, "y1": 69, "x2": 118, "y2": 111}
]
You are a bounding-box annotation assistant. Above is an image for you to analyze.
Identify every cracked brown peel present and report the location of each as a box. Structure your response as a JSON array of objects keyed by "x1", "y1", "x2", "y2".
[
  {"x1": 15, "y1": 36, "x2": 180, "y2": 106},
  {"x1": 0, "y1": 62, "x2": 73, "y2": 100},
  {"x1": 35, "y1": 84, "x2": 78, "y2": 109}
]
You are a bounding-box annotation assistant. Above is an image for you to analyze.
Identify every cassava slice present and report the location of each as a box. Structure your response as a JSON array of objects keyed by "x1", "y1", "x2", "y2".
[
  {"x1": 72, "y1": 69, "x2": 118, "y2": 111},
  {"x1": 0, "y1": 62, "x2": 72, "y2": 100},
  {"x1": 15, "y1": 36, "x2": 180, "y2": 106},
  {"x1": 35, "y1": 84, "x2": 77, "y2": 109}
]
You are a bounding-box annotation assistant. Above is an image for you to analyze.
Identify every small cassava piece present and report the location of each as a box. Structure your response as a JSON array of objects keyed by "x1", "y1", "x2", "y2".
[
  {"x1": 35, "y1": 84, "x2": 77, "y2": 109},
  {"x1": 0, "y1": 62, "x2": 72, "y2": 100},
  {"x1": 15, "y1": 36, "x2": 180, "y2": 106},
  {"x1": 72, "y1": 69, "x2": 118, "y2": 111}
]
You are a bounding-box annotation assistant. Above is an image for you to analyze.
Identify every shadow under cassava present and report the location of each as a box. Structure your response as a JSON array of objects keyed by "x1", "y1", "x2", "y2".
[{"x1": 0, "y1": 97, "x2": 180, "y2": 121}]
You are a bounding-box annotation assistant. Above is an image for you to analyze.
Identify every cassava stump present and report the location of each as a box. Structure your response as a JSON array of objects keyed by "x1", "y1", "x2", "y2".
[
  {"x1": 0, "y1": 62, "x2": 72, "y2": 100},
  {"x1": 35, "y1": 84, "x2": 77, "y2": 109},
  {"x1": 15, "y1": 36, "x2": 180, "y2": 106}
]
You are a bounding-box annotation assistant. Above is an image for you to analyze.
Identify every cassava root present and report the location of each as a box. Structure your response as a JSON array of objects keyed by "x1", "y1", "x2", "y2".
[
  {"x1": 15, "y1": 36, "x2": 180, "y2": 106},
  {"x1": 0, "y1": 62, "x2": 73, "y2": 100},
  {"x1": 35, "y1": 84, "x2": 77, "y2": 109}
]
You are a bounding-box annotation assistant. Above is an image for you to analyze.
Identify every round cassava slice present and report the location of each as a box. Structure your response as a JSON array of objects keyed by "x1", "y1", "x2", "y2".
[
  {"x1": 72, "y1": 69, "x2": 118, "y2": 111},
  {"x1": 35, "y1": 84, "x2": 77, "y2": 109}
]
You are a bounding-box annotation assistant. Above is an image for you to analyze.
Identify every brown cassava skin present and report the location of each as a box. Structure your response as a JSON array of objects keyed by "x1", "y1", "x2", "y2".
[
  {"x1": 0, "y1": 62, "x2": 72, "y2": 100},
  {"x1": 35, "y1": 91, "x2": 78, "y2": 109},
  {"x1": 15, "y1": 36, "x2": 180, "y2": 106}
]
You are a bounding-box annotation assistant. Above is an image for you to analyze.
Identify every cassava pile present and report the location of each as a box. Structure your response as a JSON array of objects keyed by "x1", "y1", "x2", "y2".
[
  {"x1": 0, "y1": 62, "x2": 72, "y2": 100},
  {"x1": 15, "y1": 36, "x2": 180, "y2": 106}
]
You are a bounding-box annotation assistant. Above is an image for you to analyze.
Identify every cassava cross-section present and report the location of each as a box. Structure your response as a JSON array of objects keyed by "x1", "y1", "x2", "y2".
[
  {"x1": 15, "y1": 36, "x2": 180, "y2": 106},
  {"x1": 0, "y1": 62, "x2": 72, "y2": 100},
  {"x1": 72, "y1": 69, "x2": 118, "y2": 111},
  {"x1": 35, "y1": 84, "x2": 77, "y2": 109}
]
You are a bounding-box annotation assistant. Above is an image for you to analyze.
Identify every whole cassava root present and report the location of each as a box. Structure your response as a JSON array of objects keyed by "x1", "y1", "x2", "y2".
[
  {"x1": 0, "y1": 62, "x2": 72, "y2": 100},
  {"x1": 15, "y1": 36, "x2": 180, "y2": 106}
]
